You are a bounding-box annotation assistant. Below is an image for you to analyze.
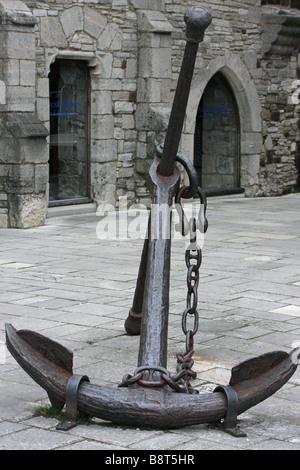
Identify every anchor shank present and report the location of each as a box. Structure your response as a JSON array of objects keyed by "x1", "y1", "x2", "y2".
[
  {"x1": 157, "y1": 41, "x2": 198, "y2": 178},
  {"x1": 137, "y1": 157, "x2": 180, "y2": 374},
  {"x1": 157, "y1": 7, "x2": 212, "y2": 177},
  {"x1": 137, "y1": 237, "x2": 171, "y2": 369}
]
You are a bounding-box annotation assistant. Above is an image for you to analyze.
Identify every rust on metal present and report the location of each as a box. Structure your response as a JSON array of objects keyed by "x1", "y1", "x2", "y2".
[
  {"x1": 4, "y1": 6, "x2": 299, "y2": 435},
  {"x1": 5, "y1": 323, "x2": 299, "y2": 429}
]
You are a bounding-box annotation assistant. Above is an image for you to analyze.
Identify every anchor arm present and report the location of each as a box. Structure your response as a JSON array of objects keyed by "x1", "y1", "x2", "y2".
[{"x1": 5, "y1": 323, "x2": 299, "y2": 430}]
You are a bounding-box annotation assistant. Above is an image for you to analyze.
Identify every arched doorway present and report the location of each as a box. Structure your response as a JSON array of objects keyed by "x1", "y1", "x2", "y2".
[
  {"x1": 194, "y1": 72, "x2": 241, "y2": 194},
  {"x1": 48, "y1": 59, "x2": 90, "y2": 205}
]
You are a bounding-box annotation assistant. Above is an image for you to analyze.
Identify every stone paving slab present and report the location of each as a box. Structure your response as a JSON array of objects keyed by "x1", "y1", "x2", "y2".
[{"x1": 0, "y1": 194, "x2": 300, "y2": 451}]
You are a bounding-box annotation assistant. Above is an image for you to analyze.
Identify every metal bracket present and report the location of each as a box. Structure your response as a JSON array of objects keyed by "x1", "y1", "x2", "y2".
[
  {"x1": 214, "y1": 385, "x2": 247, "y2": 438},
  {"x1": 56, "y1": 374, "x2": 90, "y2": 431}
]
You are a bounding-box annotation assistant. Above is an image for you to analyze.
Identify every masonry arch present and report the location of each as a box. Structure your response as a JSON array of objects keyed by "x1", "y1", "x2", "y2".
[{"x1": 183, "y1": 52, "x2": 262, "y2": 197}]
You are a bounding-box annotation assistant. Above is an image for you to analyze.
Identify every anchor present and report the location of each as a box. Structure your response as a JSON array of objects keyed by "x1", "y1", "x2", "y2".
[{"x1": 5, "y1": 7, "x2": 299, "y2": 436}]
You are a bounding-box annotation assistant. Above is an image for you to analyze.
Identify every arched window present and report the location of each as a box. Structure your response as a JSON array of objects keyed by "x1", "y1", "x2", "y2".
[
  {"x1": 49, "y1": 60, "x2": 90, "y2": 204},
  {"x1": 194, "y1": 72, "x2": 241, "y2": 194}
]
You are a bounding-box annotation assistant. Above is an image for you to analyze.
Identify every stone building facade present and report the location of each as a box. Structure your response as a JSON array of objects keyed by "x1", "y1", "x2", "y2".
[{"x1": 0, "y1": 0, "x2": 300, "y2": 228}]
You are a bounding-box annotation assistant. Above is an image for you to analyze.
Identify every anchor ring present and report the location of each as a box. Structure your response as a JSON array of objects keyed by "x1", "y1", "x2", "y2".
[{"x1": 156, "y1": 144, "x2": 198, "y2": 199}]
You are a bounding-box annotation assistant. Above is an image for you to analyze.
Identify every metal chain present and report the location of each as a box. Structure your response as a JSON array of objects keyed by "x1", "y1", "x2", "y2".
[{"x1": 169, "y1": 216, "x2": 202, "y2": 394}]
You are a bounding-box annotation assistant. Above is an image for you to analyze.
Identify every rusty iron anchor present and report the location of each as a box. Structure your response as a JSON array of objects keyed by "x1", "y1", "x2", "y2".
[{"x1": 5, "y1": 7, "x2": 300, "y2": 436}]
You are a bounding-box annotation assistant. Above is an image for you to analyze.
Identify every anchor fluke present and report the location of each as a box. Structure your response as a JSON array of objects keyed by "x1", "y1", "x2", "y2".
[
  {"x1": 5, "y1": 323, "x2": 73, "y2": 409},
  {"x1": 229, "y1": 349, "x2": 299, "y2": 416}
]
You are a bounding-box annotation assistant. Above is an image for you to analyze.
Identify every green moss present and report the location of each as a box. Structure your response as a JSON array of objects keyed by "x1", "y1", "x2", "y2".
[
  {"x1": 33, "y1": 404, "x2": 91, "y2": 425},
  {"x1": 34, "y1": 405, "x2": 64, "y2": 419}
]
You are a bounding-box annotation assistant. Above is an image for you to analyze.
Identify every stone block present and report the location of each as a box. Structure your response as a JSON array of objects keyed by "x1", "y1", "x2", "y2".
[
  {"x1": 1, "y1": 59, "x2": 19, "y2": 85},
  {"x1": 60, "y1": 6, "x2": 83, "y2": 39},
  {"x1": 135, "y1": 103, "x2": 169, "y2": 131},
  {"x1": 0, "y1": 32, "x2": 5, "y2": 59},
  {"x1": 241, "y1": 154, "x2": 260, "y2": 187},
  {"x1": 34, "y1": 163, "x2": 48, "y2": 193},
  {"x1": 36, "y1": 97, "x2": 49, "y2": 122},
  {"x1": 97, "y1": 53, "x2": 113, "y2": 78},
  {"x1": 5, "y1": 31, "x2": 35, "y2": 60},
  {"x1": 138, "y1": 47, "x2": 171, "y2": 78},
  {"x1": 129, "y1": 0, "x2": 148, "y2": 9},
  {"x1": 91, "y1": 161, "x2": 117, "y2": 185},
  {"x1": 138, "y1": 32, "x2": 161, "y2": 48},
  {"x1": 84, "y1": 6, "x2": 107, "y2": 39},
  {"x1": 9, "y1": 163, "x2": 34, "y2": 192},
  {"x1": 137, "y1": 78, "x2": 161, "y2": 103},
  {"x1": 0, "y1": 209, "x2": 8, "y2": 228},
  {"x1": 242, "y1": 50, "x2": 257, "y2": 69},
  {"x1": 0, "y1": 80, "x2": 5, "y2": 104},
  {"x1": 6, "y1": 86, "x2": 35, "y2": 112},
  {"x1": 91, "y1": 161, "x2": 117, "y2": 206},
  {"x1": 125, "y1": 59, "x2": 137, "y2": 79},
  {"x1": 91, "y1": 91, "x2": 112, "y2": 115},
  {"x1": 97, "y1": 23, "x2": 120, "y2": 51},
  {"x1": 37, "y1": 78, "x2": 49, "y2": 98},
  {"x1": 19, "y1": 139, "x2": 48, "y2": 164},
  {"x1": 248, "y1": 6, "x2": 261, "y2": 23},
  {"x1": 122, "y1": 114, "x2": 135, "y2": 129},
  {"x1": 114, "y1": 101, "x2": 136, "y2": 114},
  {"x1": 91, "y1": 114, "x2": 114, "y2": 139},
  {"x1": 91, "y1": 139, "x2": 117, "y2": 163},
  {"x1": 20, "y1": 60, "x2": 35, "y2": 86},
  {"x1": 241, "y1": 133, "x2": 263, "y2": 155},
  {"x1": 8, "y1": 193, "x2": 47, "y2": 228},
  {"x1": 0, "y1": 139, "x2": 20, "y2": 164},
  {"x1": 6, "y1": 113, "x2": 48, "y2": 139},
  {"x1": 0, "y1": 0, "x2": 37, "y2": 26},
  {"x1": 137, "y1": 10, "x2": 173, "y2": 33},
  {"x1": 40, "y1": 17, "x2": 67, "y2": 48},
  {"x1": 0, "y1": 0, "x2": 30, "y2": 13}
]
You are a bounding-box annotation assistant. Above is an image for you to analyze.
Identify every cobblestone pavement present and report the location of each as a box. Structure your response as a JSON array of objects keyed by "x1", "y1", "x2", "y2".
[{"x1": 0, "y1": 194, "x2": 299, "y2": 451}]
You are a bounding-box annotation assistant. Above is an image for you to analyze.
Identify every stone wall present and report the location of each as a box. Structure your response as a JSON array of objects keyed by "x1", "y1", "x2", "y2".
[
  {"x1": 0, "y1": 0, "x2": 48, "y2": 228},
  {"x1": 167, "y1": 0, "x2": 300, "y2": 197},
  {"x1": 0, "y1": 0, "x2": 300, "y2": 227},
  {"x1": 32, "y1": 0, "x2": 140, "y2": 208}
]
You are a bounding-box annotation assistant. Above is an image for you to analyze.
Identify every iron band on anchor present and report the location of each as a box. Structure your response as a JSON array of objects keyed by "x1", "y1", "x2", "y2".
[
  {"x1": 56, "y1": 374, "x2": 90, "y2": 431},
  {"x1": 214, "y1": 385, "x2": 247, "y2": 438}
]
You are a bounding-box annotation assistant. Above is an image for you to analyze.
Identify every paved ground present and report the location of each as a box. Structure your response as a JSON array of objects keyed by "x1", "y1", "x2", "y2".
[{"x1": 0, "y1": 194, "x2": 299, "y2": 451}]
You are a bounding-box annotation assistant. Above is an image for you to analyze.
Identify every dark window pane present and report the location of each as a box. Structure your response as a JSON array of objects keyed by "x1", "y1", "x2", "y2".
[
  {"x1": 194, "y1": 73, "x2": 240, "y2": 192},
  {"x1": 49, "y1": 60, "x2": 89, "y2": 202}
]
